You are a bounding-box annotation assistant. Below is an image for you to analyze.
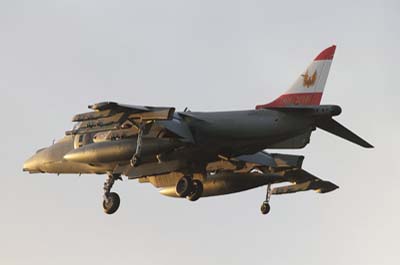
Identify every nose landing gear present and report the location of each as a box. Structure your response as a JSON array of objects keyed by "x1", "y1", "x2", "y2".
[
  {"x1": 260, "y1": 184, "x2": 272, "y2": 215},
  {"x1": 103, "y1": 173, "x2": 122, "y2": 215},
  {"x1": 175, "y1": 176, "x2": 204, "y2": 201}
]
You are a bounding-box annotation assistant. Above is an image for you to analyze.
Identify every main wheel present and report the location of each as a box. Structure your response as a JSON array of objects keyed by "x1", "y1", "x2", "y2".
[
  {"x1": 187, "y1": 179, "x2": 203, "y2": 201},
  {"x1": 260, "y1": 202, "x2": 270, "y2": 215},
  {"x1": 176, "y1": 176, "x2": 192, "y2": 197},
  {"x1": 103, "y1": 192, "x2": 120, "y2": 215}
]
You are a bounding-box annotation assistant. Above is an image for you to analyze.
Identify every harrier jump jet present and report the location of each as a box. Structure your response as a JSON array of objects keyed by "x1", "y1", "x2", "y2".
[{"x1": 23, "y1": 45, "x2": 373, "y2": 215}]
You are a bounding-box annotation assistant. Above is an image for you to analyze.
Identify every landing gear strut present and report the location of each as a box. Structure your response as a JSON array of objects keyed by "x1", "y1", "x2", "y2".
[
  {"x1": 130, "y1": 122, "x2": 145, "y2": 167},
  {"x1": 103, "y1": 173, "x2": 122, "y2": 214},
  {"x1": 176, "y1": 176, "x2": 203, "y2": 201},
  {"x1": 260, "y1": 184, "x2": 272, "y2": 215}
]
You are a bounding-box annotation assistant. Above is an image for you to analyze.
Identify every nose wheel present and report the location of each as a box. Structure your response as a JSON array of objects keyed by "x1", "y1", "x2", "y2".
[
  {"x1": 176, "y1": 176, "x2": 203, "y2": 201},
  {"x1": 260, "y1": 184, "x2": 272, "y2": 215},
  {"x1": 103, "y1": 173, "x2": 122, "y2": 215}
]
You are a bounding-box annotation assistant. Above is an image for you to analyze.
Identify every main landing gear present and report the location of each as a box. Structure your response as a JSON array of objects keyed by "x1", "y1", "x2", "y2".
[
  {"x1": 260, "y1": 184, "x2": 272, "y2": 215},
  {"x1": 103, "y1": 173, "x2": 122, "y2": 214},
  {"x1": 176, "y1": 175, "x2": 204, "y2": 201}
]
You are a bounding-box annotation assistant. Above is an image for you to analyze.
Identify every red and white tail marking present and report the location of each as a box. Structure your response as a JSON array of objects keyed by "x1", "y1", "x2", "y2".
[{"x1": 256, "y1": 45, "x2": 336, "y2": 109}]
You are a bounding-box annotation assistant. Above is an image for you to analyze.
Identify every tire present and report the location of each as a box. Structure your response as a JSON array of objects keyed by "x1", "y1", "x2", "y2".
[
  {"x1": 176, "y1": 176, "x2": 192, "y2": 197},
  {"x1": 187, "y1": 179, "x2": 203, "y2": 201},
  {"x1": 103, "y1": 192, "x2": 120, "y2": 215},
  {"x1": 260, "y1": 202, "x2": 270, "y2": 215}
]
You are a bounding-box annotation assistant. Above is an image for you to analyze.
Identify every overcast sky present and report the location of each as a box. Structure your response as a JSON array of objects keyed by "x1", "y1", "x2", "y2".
[{"x1": 1, "y1": 0, "x2": 399, "y2": 264}]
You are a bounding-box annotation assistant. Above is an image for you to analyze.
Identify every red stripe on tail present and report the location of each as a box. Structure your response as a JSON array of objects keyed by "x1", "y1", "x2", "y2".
[{"x1": 255, "y1": 92, "x2": 323, "y2": 109}]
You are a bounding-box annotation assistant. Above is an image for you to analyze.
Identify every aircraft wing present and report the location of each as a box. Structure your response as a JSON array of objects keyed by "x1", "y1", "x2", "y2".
[
  {"x1": 66, "y1": 101, "x2": 175, "y2": 135},
  {"x1": 234, "y1": 152, "x2": 304, "y2": 168},
  {"x1": 272, "y1": 169, "x2": 339, "y2": 194},
  {"x1": 233, "y1": 154, "x2": 337, "y2": 194}
]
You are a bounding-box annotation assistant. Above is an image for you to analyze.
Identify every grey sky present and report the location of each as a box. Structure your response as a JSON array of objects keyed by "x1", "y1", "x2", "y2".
[{"x1": 1, "y1": 0, "x2": 399, "y2": 264}]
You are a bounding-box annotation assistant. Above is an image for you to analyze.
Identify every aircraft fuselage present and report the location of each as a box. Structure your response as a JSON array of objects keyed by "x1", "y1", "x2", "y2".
[{"x1": 23, "y1": 107, "x2": 328, "y2": 175}]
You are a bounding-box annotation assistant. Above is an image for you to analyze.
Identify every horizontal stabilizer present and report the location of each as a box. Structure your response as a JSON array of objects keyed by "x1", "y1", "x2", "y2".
[{"x1": 316, "y1": 119, "x2": 373, "y2": 148}]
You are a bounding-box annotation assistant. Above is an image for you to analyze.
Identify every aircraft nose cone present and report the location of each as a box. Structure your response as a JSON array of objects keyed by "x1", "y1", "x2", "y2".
[{"x1": 23, "y1": 154, "x2": 42, "y2": 173}]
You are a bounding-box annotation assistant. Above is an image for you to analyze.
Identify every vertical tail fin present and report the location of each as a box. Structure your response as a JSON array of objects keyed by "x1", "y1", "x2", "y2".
[{"x1": 256, "y1": 45, "x2": 336, "y2": 109}]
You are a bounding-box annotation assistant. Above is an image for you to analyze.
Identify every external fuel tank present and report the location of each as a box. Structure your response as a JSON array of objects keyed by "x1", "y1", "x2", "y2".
[{"x1": 64, "y1": 137, "x2": 182, "y2": 164}]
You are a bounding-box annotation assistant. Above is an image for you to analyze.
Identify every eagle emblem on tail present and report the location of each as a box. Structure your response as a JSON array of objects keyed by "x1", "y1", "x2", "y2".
[{"x1": 302, "y1": 70, "x2": 317, "y2": 88}]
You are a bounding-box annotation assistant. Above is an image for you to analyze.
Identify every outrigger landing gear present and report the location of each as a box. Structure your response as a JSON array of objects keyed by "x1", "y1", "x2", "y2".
[
  {"x1": 103, "y1": 173, "x2": 122, "y2": 215},
  {"x1": 175, "y1": 176, "x2": 204, "y2": 201},
  {"x1": 260, "y1": 184, "x2": 272, "y2": 215}
]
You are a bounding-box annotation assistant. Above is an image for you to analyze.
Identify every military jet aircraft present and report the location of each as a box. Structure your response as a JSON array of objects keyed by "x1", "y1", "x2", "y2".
[{"x1": 23, "y1": 45, "x2": 373, "y2": 215}]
